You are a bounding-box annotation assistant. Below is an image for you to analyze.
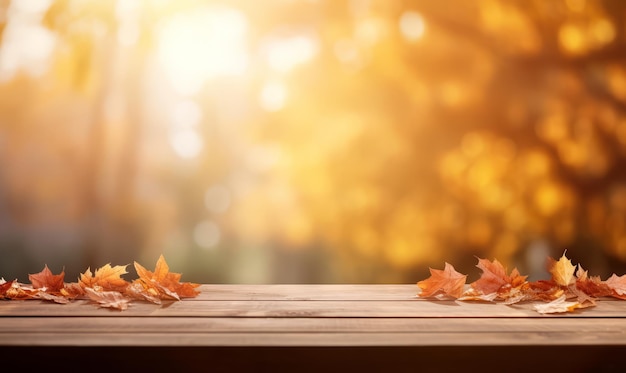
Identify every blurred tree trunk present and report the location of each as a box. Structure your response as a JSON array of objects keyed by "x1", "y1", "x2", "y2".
[
  {"x1": 82, "y1": 25, "x2": 147, "y2": 269},
  {"x1": 81, "y1": 29, "x2": 117, "y2": 270}
]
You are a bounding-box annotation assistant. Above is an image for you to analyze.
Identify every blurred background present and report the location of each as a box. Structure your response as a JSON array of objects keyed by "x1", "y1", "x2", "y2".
[{"x1": 2, "y1": 0, "x2": 626, "y2": 284}]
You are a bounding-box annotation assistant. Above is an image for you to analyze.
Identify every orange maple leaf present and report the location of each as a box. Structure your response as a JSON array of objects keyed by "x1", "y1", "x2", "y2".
[
  {"x1": 79, "y1": 263, "x2": 130, "y2": 293},
  {"x1": 471, "y1": 257, "x2": 507, "y2": 295},
  {"x1": 469, "y1": 257, "x2": 529, "y2": 304},
  {"x1": 132, "y1": 255, "x2": 200, "y2": 300},
  {"x1": 548, "y1": 251, "x2": 576, "y2": 287},
  {"x1": 508, "y1": 268, "x2": 528, "y2": 288},
  {"x1": 28, "y1": 265, "x2": 65, "y2": 293},
  {"x1": 470, "y1": 257, "x2": 527, "y2": 295},
  {"x1": 417, "y1": 262, "x2": 467, "y2": 299}
]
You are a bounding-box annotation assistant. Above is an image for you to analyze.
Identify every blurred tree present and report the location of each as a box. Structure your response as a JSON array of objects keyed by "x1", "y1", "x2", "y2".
[
  {"x1": 1, "y1": 0, "x2": 626, "y2": 284},
  {"x1": 242, "y1": 0, "x2": 626, "y2": 281}
]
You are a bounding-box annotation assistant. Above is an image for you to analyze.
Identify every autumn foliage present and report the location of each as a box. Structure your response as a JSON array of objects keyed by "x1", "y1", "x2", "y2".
[
  {"x1": 417, "y1": 251, "x2": 626, "y2": 314},
  {"x1": 0, "y1": 255, "x2": 200, "y2": 310}
]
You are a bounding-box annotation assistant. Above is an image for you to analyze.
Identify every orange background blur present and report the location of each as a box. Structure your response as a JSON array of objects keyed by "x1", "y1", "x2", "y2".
[{"x1": 2, "y1": 0, "x2": 626, "y2": 284}]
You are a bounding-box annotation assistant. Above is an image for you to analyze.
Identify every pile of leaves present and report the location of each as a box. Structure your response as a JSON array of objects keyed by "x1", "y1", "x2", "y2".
[
  {"x1": 0, "y1": 255, "x2": 200, "y2": 310},
  {"x1": 416, "y1": 251, "x2": 626, "y2": 314}
]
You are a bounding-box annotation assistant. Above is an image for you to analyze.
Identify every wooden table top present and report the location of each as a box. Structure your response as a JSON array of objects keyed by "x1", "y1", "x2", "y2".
[{"x1": 2, "y1": 284, "x2": 626, "y2": 371}]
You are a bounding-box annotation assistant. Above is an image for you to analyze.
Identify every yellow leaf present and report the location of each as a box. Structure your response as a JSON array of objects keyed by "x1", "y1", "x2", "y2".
[
  {"x1": 548, "y1": 251, "x2": 576, "y2": 287},
  {"x1": 79, "y1": 263, "x2": 130, "y2": 293}
]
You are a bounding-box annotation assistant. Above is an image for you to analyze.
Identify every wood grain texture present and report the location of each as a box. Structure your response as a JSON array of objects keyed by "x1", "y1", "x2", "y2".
[
  {"x1": 3, "y1": 316, "x2": 624, "y2": 333},
  {"x1": 2, "y1": 284, "x2": 626, "y2": 350},
  {"x1": 2, "y1": 298, "x2": 626, "y2": 317},
  {"x1": 192, "y1": 284, "x2": 421, "y2": 300},
  {"x1": 3, "y1": 331, "x2": 626, "y2": 346}
]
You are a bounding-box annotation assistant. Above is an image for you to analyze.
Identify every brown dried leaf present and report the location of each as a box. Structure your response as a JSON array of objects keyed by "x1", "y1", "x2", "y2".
[
  {"x1": 527, "y1": 280, "x2": 563, "y2": 302},
  {"x1": 457, "y1": 288, "x2": 498, "y2": 302},
  {"x1": 36, "y1": 291, "x2": 71, "y2": 304},
  {"x1": 84, "y1": 287, "x2": 130, "y2": 311},
  {"x1": 501, "y1": 286, "x2": 530, "y2": 305},
  {"x1": 575, "y1": 265, "x2": 611, "y2": 299},
  {"x1": 125, "y1": 282, "x2": 162, "y2": 304},
  {"x1": 605, "y1": 273, "x2": 626, "y2": 299},
  {"x1": 532, "y1": 294, "x2": 593, "y2": 314},
  {"x1": 62, "y1": 282, "x2": 86, "y2": 298}
]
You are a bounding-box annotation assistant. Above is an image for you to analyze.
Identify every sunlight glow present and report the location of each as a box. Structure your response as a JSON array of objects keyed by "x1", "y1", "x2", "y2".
[
  {"x1": 157, "y1": 6, "x2": 249, "y2": 96},
  {"x1": 169, "y1": 128, "x2": 204, "y2": 159},
  {"x1": 0, "y1": 0, "x2": 55, "y2": 80},
  {"x1": 4, "y1": 0, "x2": 626, "y2": 283},
  {"x1": 170, "y1": 100, "x2": 202, "y2": 128},
  {"x1": 334, "y1": 38, "x2": 362, "y2": 68},
  {"x1": 262, "y1": 31, "x2": 319, "y2": 73},
  {"x1": 167, "y1": 100, "x2": 204, "y2": 159},
  {"x1": 259, "y1": 80, "x2": 287, "y2": 112},
  {"x1": 115, "y1": 0, "x2": 141, "y2": 47},
  {"x1": 399, "y1": 11, "x2": 426, "y2": 41}
]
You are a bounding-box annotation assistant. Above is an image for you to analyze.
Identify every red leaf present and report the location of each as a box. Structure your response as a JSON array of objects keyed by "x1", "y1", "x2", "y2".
[
  {"x1": 28, "y1": 265, "x2": 65, "y2": 293},
  {"x1": 0, "y1": 278, "x2": 14, "y2": 298}
]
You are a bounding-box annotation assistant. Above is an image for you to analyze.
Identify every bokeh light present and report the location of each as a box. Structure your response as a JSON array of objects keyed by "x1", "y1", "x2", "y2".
[{"x1": 2, "y1": 0, "x2": 626, "y2": 284}]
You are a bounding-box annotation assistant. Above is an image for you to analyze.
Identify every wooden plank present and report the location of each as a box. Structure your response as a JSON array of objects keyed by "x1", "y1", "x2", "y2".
[
  {"x1": 2, "y1": 283, "x2": 626, "y2": 367},
  {"x1": 192, "y1": 284, "x2": 626, "y2": 303},
  {"x1": 2, "y1": 298, "x2": 626, "y2": 317},
  {"x1": 2, "y1": 331, "x2": 626, "y2": 346},
  {"x1": 1, "y1": 316, "x2": 625, "y2": 334},
  {"x1": 192, "y1": 284, "x2": 421, "y2": 300}
]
